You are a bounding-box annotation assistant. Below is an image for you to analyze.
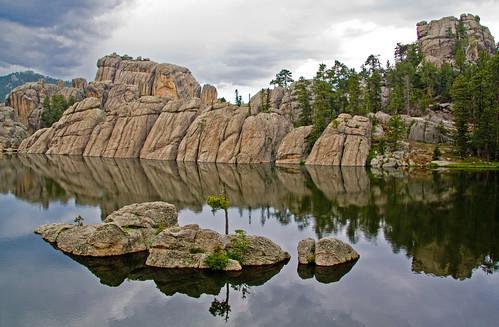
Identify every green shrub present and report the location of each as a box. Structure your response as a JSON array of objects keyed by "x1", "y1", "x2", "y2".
[
  {"x1": 227, "y1": 230, "x2": 250, "y2": 263},
  {"x1": 433, "y1": 146, "x2": 442, "y2": 160},
  {"x1": 73, "y1": 215, "x2": 84, "y2": 226},
  {"x1": 205, "y1": 247, "x2": 229, "y2": 270}
]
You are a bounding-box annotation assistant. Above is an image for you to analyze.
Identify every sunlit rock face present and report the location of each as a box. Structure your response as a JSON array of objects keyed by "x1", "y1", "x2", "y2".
[
  {"x1": 306, "y1": 114, "x2": 372, "y2": 167},
  {"x1": 417, "y1": 14, "x2": 496, "y2": 67},
  {"x1": 5, "y1": 80, "x2": 86, "y2": 132}
]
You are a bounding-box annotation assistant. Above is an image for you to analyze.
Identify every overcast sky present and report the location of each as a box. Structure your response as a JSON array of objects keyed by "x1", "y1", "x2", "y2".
[{"x1": 0, "y1": 0, "x2": 498, "y2": 99}]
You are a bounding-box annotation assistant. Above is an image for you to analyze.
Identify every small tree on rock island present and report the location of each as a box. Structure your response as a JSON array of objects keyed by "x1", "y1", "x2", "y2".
[{"x1": 207, "y1": 194, "x2": 230, "y2": 235}]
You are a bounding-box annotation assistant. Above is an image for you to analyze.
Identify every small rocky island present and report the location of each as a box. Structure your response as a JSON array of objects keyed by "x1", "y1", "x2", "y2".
[{"x1": 35, "y1": 202, "x2": 290, "y2": 271}]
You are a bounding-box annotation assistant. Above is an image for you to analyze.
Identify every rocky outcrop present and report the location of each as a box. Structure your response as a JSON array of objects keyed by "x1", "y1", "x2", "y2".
[
  {"x1": 298, "y1": 237, "x2": 359, "y2": 266},
  {"x1": 36, "y1": 201, "x2": 289, "y2": 271},
  {"x1": 19, "y1": 54, "x2": 294, "y2": 164},
  {"x1": 35, "y1": 202, "x2": 178, "y2": 256},
  {"x1": 276, "y1": 125, "x2": 313, "y2": 164},
  {"x1": 0, "y1": 105, "x2": 28, "y2": 150},
  {"x1": 417, "y1": 14, "x2": 496, "y2": 67},
  {"x1": 306, "y1": 114, "x2": 371, "y2": 166},
  {"x1": 250, "y1": 84, "x2": 311, "y2": 123},
  {"x1": 6, "y1": 80, "x2": 86, "y2": 131},
  {"x1": 176, "y1": 106, "x2": 292, "y2": 163},
  {"x1": 372, "y1": 110, "x2": 454, "y2": 144},
  {"x1": 95, "y1": 53, "x2": 201, "y2": 99}
]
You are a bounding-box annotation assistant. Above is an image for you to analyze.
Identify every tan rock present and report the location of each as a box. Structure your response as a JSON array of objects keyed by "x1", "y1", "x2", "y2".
[
  {"x1": 306, "y1": 114, "x2": 371, "y2": 166},
  {"x1": 104, "y1": 202, "x2": 178, "y2": 229},
  {"x1": 140, "y1": 98, "x2": 201, "y2": 160},
  {"x1": 201, "y1": 84, "x2": 218, "y2": 106},
  {"x1": 417, "y1": 14, "x2": 496, "y2": 66},
  {"x1": 276, "y1": 125, "x2": 313, "y2": 164},
  {"x1": 6, "y1": 81, "x2": 85, "y2": 131},
  {"x1": 0, "y1": 105, "x2": 29, "y2": 150},
  {"x1": 236, "y1": 113, "x2": 292, "y2": 163},
  {"x1": 45, "y1": 97, "x2": 105, "y2": 155},
  {"x1": 315, "y1": 237, "x2": 359, "y2": 266},
  {"x1": 297, "y1": 238, "x2": 316, "y2": 264}
]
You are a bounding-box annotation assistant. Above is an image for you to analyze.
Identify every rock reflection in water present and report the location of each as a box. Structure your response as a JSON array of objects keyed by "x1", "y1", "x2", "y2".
[
  {"x1": 297, "y1": 260, "x2": 358, "y2": 284},
  {"x1": 68, "y1": 251, "x2": 285, "y2": 322},
  {"x1": 1, "y1": 154, "x2": 498, "y2": 280}
]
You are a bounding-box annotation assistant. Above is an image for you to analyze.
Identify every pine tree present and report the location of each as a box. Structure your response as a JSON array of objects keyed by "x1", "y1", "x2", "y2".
[
  {"x1": 295, "y1": 77, "x2": 312, "y2": 126},
  {"x1": 451, "y1": 75, "x2": 471, "y2": 157}
]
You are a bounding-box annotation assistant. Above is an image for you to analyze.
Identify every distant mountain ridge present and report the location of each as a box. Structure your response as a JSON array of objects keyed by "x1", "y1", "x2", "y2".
[{"x1": 0, "y1": 71, "x2": 69, "y2": 101}]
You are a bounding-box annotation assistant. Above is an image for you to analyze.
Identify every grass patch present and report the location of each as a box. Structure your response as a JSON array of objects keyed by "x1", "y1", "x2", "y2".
[{"x1": 189, "y1": 247, "x2": 205, "y2": 254}]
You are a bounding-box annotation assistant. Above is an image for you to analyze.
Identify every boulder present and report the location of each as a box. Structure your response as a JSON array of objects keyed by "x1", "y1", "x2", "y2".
[
  {"x1": 276, "y1": 125, "x2": 313, "y2": 164},
  {"x1": 297, "y1": 238, "x2": 316, "y2": 264},
  {"x1": 0, "y1": 105, "x2": 29, "y2": 150},
  {"x1": 298, "y1": 237, "x2": 359, "y2": 267},
  {"x1": 315, "y1": 238, "x2": 359, "y2": 266},
  {"x1": 104, "y1": 202, "x2": 178, "y2": 229},
  {"x1": 235, "y1": 235, "x2": 290, "y2": 266},
  {"x1": 306, "y1": 114, "x2": 371, "y2": 166}
]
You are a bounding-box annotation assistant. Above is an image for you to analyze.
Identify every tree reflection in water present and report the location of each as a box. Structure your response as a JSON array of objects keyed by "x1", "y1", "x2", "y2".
[{"x1": 1, "y1": 154, "x2": 498, "y2": 280}]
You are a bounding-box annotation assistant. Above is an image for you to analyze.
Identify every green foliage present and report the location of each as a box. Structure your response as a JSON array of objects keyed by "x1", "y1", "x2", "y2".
[
  {"x1": 433, "y1": 146, "x2": 442, "y2": 160},
  {"x1": 449, "y1": 54, "x2": 499, "y2": 160},
  {"x1": 41, "y1": 95, "x2": 73, "y2": 127},
  {"x1": 450, "y1": 74, "x2": 471, "y2": 157},
  {"x1": 295, "y1": 77, "x2": 312, "y2": 126},
  {"x1": 227, "y1": 230, "x2": 250, "y2": 263},
  {"x1": 234, "y1": 89, "x2": 242, "y2": 106},
  {"x1": 207, "y1": 194, "x2": 230, "y2": 214},
  {"x1": 270, "y1": 69, "x2": 294, "y2": 88},
  {"x1": 205, "y1": 247, "x2": 230, "y2": 270},
  {"x1": 386, "y1": 115, "x2": 406, "y2": 149},
  {"x1": 260, "y1": 88, "x2": 271, "y2": 113},
  {"x1": 73, "y1": 215, "x2": 84, "y2": 226},
  {"x1": 219, "y1": 97, "x2": 227, "y2": 103}
]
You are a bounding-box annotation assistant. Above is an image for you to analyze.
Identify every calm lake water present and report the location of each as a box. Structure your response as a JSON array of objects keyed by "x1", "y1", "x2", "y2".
[{"x1": 1, "y1": 154, "x2": 498, "y2": 327}]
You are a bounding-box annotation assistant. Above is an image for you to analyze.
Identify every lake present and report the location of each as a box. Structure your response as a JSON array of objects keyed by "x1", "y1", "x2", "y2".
[{"x1": 0, "y1": 154, "x2": 498, "y2": 327}]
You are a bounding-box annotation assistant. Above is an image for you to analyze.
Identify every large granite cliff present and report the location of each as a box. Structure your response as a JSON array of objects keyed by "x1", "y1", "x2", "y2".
[
  {"x1": 18, "y1": 54, "x2": 371, "y2": 166},
  {"x1": 417, "y1": 14, "x2": 496, "y2": 66}
]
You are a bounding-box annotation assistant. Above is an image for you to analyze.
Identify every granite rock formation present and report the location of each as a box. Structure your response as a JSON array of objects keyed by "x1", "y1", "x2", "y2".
[
  {"x1": 0, "y1": 105, "x2": 28, "y2": 151},
  {"x1": 276, "y1": 125, "x2": 313, "y2": 164},
  {"x1": 417, "y1": 14, "x2": 496, "y2": 66},
  {"x1": 35, "y1": 201, "x2": 289, "y2": 271},
  {"x1": 306, "y1": 114, "x2": 372, "y2": 166},
  {"x1": 6, "y1": 79, "x2": 87, "y2": 131}
]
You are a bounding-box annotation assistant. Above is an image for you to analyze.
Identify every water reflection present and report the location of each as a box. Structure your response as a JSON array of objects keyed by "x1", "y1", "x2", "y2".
[
  {"x1": 67, "y1": 251, "x2": 285, "y2": 322},
  {"x1": 1, "y1": 154, "x2": 498, "y2": 280},
  {"x1": 297, "y1": 261, "x2": 357, "y2": 284}
]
